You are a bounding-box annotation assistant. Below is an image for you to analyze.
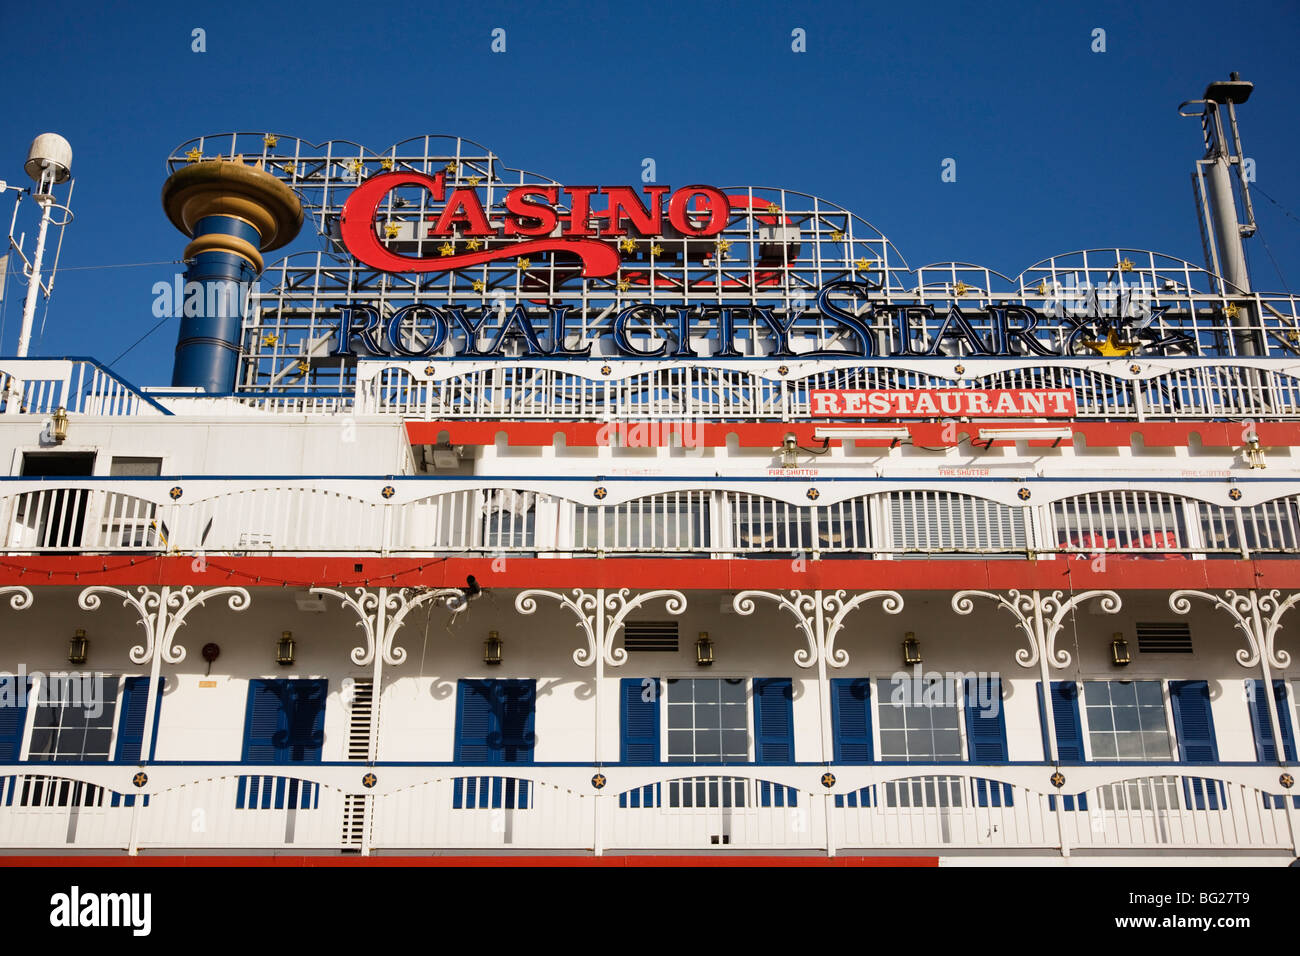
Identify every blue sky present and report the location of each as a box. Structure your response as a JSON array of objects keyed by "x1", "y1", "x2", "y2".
[{"x1": 1, "y1": 0, "x2": 1298, "y2": 385}]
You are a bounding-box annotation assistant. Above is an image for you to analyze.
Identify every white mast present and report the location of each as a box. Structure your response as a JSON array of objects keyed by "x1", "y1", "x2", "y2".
[{"x1": 8, "y1": 133, "x2": 74, "y2": 357}]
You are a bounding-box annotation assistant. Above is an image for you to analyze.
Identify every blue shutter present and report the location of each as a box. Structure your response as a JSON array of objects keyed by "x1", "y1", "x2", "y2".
[
  {"x1": 0, "y1": 676, "x2": 30, "y2": 762},
  {"x1": 497, "y1": 680, "x2": 536, "y2": 764},
  {"x1": 964, "y1": 677, "x2": 1008, "y2": 762},
  {"x1": 1169, "y1": 680, "x2": 1218, "y2": 763},
  {"x1": 455, "y1": 681, "x2": 495, "y2": 764},
  {"x1": 242, "y1": 680, "x2": 283, "y2": 764},
  {"x1": 1037, "y1": 681, "x2": 1084, "y2": 762},
  {"x1": 620, "y1": 678, "x2": 660, "y2": 764},
  {"x1": 1247, "y1": 679, "x2": 1297, "y2": 762},
  {"x1": 753, "y1": 678, "x2": 794, "y2": 764},
  {"x1": 242, "y1": 679, "x2": 326, "y2": 764},
  {"x1": 456, "y1": 680, "x2": 536, "y2": 764},
  {"x1": 115, "y1": 677, "x2": 165, "y2": 764},
  {"x1": 284, "y1": 680, "x2": 326, "y2": 762},
  {"x1": 831, "y1": 678, "x2": 872, "y2": 763}
]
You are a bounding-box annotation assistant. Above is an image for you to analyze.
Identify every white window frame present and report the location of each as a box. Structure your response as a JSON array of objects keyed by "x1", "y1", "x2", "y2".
[
  {"x1": 22, "y1": 673, "x2": 126, "y2": 763},
  {"x1": 659, "y1": 674, "x2": 754, "y2": 765},
  {"x1": 1077, "y1": 678, "x2": 1177, "y2": 763},
  {"x1": 873, "y1": 674, "x2": 968, "y2": 763}
]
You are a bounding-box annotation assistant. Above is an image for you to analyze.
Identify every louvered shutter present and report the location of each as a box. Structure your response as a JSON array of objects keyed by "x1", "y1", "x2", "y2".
[
  {"x1": 115, "y1": 676, "x2": 165, "y2": 763},
  {"x1": 497, "y1": 680, "x2": 536, "y2": 764},
  {"x1": 1037, "y1": 681, "x2": 1084, "y2": 762},
  {"x1": 455, "y1": 681, "x2": 495, "y2": 764},
  {"x1": 243, "y1": 680, "x2": 285, "y2": 764},
  {"x1": 621, "y1": 678, "x2": 660, "y2": 764},
  {"x1": 0, "y1": 677, "x2": 29, "y2": 761},
  {"x1": 964, "y1": 676, "x2": 1009, "y2": 762},
  {"x1": 831, "y1": 678, "x2": 872, "y2": 763},
  {"x1": 284, "y1": 680, "x2": 326, "y2": 762},
  {"x1": 1247, "y1": 679, "x2": 1297, "y2": 762},
  {"x1": 1169, "y1": 680, "x2": 1218, "y2": 763},
  {"x1": 753, "y1": 678, "x2": 794, "y2": 763}
]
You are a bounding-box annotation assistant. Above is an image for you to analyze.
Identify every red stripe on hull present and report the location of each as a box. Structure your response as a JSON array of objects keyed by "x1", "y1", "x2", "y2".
[
  {"x1": 0, "y1": 854, "x2": 937, "y2": 867},
  {"x1": 0, "y1": 556, "x2": 1296, "y2": 590}
]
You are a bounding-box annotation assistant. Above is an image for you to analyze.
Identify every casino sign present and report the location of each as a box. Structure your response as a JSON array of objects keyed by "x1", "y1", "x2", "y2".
[{"x1": 161, "y1": 133, "x2": 1294, "y2": 391}]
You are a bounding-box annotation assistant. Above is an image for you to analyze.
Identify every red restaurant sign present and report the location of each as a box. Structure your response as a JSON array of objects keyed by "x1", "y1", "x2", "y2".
[{"x1": 810, "y1": 389, "x2": 1076, "y2": 417}]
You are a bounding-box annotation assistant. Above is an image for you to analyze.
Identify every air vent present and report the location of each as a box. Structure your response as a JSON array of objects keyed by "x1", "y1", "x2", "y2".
[
  {"x1": 624, "y1": 621, "x2": 679, "y2": 652},
  {"x1": 1136, "y1": 622, "x2": 1193, "y2": 654},
  {"x1": 346, "y1": 678, "x2": 375, "y2": 760}
]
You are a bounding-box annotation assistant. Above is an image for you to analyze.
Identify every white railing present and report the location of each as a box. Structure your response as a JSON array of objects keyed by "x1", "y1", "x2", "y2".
[
  {"x1": 3, "y1": 479, "x2": 1298, "y2": 559},
  {"x1": 351, "y1": 358, "x2": 1300, "y2": 422},
  {"x1": 3, "y1": 357, "x2": 1299, "y2": 423},
  {"x1": 0, "y1": 764, "x2": 1292, "y2": 857},
  {"x1": 0, "y1": 359, "x2": 169, "y2": 417}
]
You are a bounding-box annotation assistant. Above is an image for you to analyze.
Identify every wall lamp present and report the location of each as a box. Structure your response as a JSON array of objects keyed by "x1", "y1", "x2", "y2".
[
  {"x1": 902, "y1": 631, "x2": 922, "y2": 666},
  {"x1": 483, "y1": 630, "x2": 503, "y2": 665},
  {"x1": 67, "y1": 628, "x2": 88, "y2": 665},
  {"x1": 1111, "y1": 632, "x2": 1131, "y2": 667},
  {"x1": 812, "y1": 426, "x2": 910, "y2": 447},
  {"x1": 276, "y1": 630, "x2": 296, "y2": 666},
  {"x1": 51, "y1": 407, "x2": 69, "y2": 444},
  {"x1": 695, "y1": 631, "x2": 714, "y2": 666},
  {"x1": 976, "y1": 427, "x2": 1073, "y2": 447}
]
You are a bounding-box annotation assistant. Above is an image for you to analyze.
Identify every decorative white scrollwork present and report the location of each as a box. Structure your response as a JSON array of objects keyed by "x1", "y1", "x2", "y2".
[
  {"x1": 312, "y1": 586, "x2": 468, "y2": 667},
  {"x1": 821, "y1": 590, "x2": 905, "y2": 668},
  {"x1": 78, "y1": 585, "x2": 249, "y2": 666},
  {"x1": 311, "y1": 587, "x2": 383, "y2": 666},
  {"x1": 515, "y1": 589, "x2": 600, "y2": 667},
  {"x1": 603, "y1": 589, "x2": 687, "y2": 667},
  {"x1": 733, "y1": 590, "x2": 819, "y2": 668},
  {"x1": 80, "y1": 586, "x2": 163, "y2": 665},
  {"x1": 0, "y1": 586, "x2": 33, "y2": 611},
  {"x1": 1170, "y1": 588, "x2": 1296, "y2": 670},
  {"x1": 160, "y1": 586, "x2": 251, "y2": 665},
  {"x1": 953, "y1": 588, "x2": 1121, "y2": 670}
]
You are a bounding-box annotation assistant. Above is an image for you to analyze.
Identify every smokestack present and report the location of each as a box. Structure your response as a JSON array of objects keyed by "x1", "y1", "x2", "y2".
[{"x1": 161, "y1": 158, "x2": 302, "y2": 391}]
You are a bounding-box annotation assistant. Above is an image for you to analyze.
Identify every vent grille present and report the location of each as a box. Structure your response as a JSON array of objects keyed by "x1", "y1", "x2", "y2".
[
  {"x1": 347, "y1": 678, "x2": 375, "y2": 760},
  {"x1": 1136, "y1": 622, "x2": 1193, "y2": 654},
  {"x1": 624, "y1": 621, "x2": 679, "y2": 652},
  {"x1": 340, "y1": 794, "x2": 367, "y2": 850}
]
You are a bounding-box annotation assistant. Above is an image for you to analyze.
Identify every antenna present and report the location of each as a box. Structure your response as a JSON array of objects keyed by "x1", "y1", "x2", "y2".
[
  {"x1": 5, "y1": 133, "x2": 75, "y2": 357},
  {"x1": 1179, "y1": 73, "x2": 1258, "y2": 355}
]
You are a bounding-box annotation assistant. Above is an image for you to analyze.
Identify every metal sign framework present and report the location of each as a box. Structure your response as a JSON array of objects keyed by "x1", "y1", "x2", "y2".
[{"x1": 167, "y1": 133, "x2": 1300, "y2": 394}]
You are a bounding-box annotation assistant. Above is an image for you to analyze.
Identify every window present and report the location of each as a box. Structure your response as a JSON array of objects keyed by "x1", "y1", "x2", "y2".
[
  {"x1": 28, "y1": 674, "x2": 119, "y2": 762},
  {"x1": 480, "y1": 490, "x2": 536, "y2": 550},
  {"x1": 1082, "y1": 680, "x2": 1172, "y2": 760},
  {"x1": 109, "y1": 457, "x2": 163, "y2": 476},
  {"x1": 876, "y1": 677, "x2": 963, "y2": 761},
  {"x1": 454, "y1": 679, "x2": 535, "y2": 764},
  {"x1": 242, "y1": 679, "x2": 327, "y2": 764},
  {"x1": 666, "y1": 678, "x2": 749, "y2": 763}
]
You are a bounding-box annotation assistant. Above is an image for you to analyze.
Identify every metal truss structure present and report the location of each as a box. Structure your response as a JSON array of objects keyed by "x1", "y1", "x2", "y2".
[{"x1": 167, "y1": 133, "x2": 1300, "y2": 394}]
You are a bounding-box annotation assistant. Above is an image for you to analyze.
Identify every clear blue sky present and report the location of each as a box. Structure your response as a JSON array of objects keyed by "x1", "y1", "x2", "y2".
[{"x1": 2, "y1": 0, "x2": 1298, "y2": 386}]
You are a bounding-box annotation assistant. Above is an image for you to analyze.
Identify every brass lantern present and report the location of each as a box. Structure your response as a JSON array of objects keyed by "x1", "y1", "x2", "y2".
[
  {"x1": 67, "y1": 628, "x2": 88, "y2": 665},
  {"x1": 902, "y1": 632, "x2": 922, "y2": 666},
  {"x1": 276, "y1": 630, "x2": 296, "y2": 666},
  {"x1": 51, "y1": 407, "x2": 69, "y2": 444},
  {"x1": 1111, "y1": 632, "x2": 1131, "y2": 666},
  {"x1": 695, "y1": 631, "x2": 714, "y2": 666},
  {"x1": 483, "y1": 630, "x2": 503, "y2": 665}
]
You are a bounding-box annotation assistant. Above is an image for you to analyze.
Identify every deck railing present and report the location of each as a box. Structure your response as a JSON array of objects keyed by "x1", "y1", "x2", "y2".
[
  {"x1": 2, "y1": 478, "x2": 1297, "y2": 560},
  {"x1": 6, "y1": 358, "x2": 1300, "y2": 423},
  {"x1": 0, "y1": 359, "x2": 170, "y2": 417},
  {"x1": 0, "y1": 763, "x2": 1292, "y2": 857},
  {"x1": 353, "y1": 358, "x2": 1300, "y2": 422}
]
